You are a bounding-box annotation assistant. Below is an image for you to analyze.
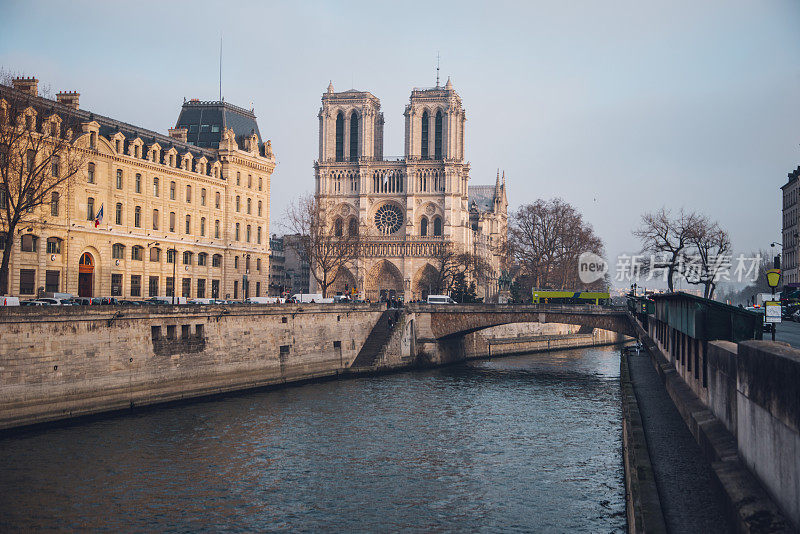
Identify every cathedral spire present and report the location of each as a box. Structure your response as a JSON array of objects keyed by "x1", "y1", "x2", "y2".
[
  {"x1": 445, "y1": 76, "x2": 452, "y2": 90},
  {"x1": 327, "y1": 80, "x2": 334, "y2": 94}
]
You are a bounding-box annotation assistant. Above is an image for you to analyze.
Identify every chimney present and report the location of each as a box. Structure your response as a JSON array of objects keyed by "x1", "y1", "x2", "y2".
[
  {"x1": 56, "y1": 91, "x2": 80, "y2": 109},
  {"x1": 12, "y1": 76, "x2": 39, "y2": 96},
  {"x1": 168, "y1": 127, "x2": 188, "y2": 142}
]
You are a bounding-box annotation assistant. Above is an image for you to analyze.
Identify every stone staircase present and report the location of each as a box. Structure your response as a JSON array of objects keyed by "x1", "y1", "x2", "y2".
[{"x1": 350, "y1": 309, "x2": 402, "y2": 368}]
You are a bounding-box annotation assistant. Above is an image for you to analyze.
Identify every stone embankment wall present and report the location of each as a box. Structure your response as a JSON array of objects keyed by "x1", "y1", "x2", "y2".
[
  {"x1": 0, "y1": 304, "x2": 387, "y2": 430},
  {"x1": 637, "y1": 318, "x2": 798, "y2": 531},
  {"x1": 463, "y1": 322, "x2": 626, "y2": 359}
]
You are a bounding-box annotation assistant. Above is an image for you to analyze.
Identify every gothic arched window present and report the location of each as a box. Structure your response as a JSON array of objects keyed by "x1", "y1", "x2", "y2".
[
  {"x1": 348, "y1": 217, "x2": 358, "y2": 236},
  {"x1": 334, "y1": 217, "x2": 343, "y2": 237},
  {"x1": 349, "y1": 111, "x2": 358, "y2": 161},
  {"x1": 421, "y1": 110, "x2": 429, "y2": 159},
  {"x1": 420, "y1": 216, "x2": 428, "y2": 236},
  {"x1": 433, "y1": 216, "x2": 442, "y2": 236},
  {"x1": 335, "y1": 112, "x2": 344, "y2": 162},
  {"x1": 435, "y1": 110, "x2": 443, "y2": 159}
]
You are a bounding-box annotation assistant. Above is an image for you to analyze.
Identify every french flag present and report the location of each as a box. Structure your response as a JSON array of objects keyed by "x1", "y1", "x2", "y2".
[{"x1": 94, "y1": 204, "x2": 104, "y2": 228}]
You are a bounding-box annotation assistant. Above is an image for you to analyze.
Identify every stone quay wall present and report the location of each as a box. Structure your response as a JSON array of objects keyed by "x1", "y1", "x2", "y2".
[
  {"x1": 463, "y1": 324, "x2": 626, "y2": 359},
  {"x1": 0, "y1": 304, "x2": 386, "y2": 430}
]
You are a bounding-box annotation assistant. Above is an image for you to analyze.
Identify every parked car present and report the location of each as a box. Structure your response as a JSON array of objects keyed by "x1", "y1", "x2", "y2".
[
  {"x1": 72, "y1": 297, "x2": 93, "y2": 306},
  {"x1": 34, "y1": 298, "x2": 71, "y2": 306},
  {"x1": 21, "y1": 299, "x2": 48, "y2": 306}
]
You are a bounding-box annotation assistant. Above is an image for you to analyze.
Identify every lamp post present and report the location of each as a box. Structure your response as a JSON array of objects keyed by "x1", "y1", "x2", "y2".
[{"x1": 766, "y1": 268, "x2": 781, "y2": 341}]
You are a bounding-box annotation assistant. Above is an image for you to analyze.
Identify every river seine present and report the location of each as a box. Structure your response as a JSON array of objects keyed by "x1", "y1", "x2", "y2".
[{"x1": 0, "y1": 345, "x2": 625, "y2": 532}]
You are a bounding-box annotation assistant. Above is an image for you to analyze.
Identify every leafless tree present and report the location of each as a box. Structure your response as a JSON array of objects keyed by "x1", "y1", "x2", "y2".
[
  {"x1": 685, "y1": 220, "x2": 732, "y2": 299},
  {"x1": 509, "y1": 198, "x2": 606, "y2": 290},
  {"x1": 0, "y1": 82, "x2": 86, "y2": 295},
  {"x1": 283, "y1": 194, "x2": 361, "y2": 298},
  {"x1": 633, "y1": 208, "x2": 702, "y2": 292}
]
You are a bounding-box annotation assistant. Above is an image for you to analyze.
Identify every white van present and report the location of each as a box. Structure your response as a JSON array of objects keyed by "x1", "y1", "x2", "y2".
[
  {"x1": 246, "y1": 296, "x2": 283, "y2": 304},
  {"x1": 290, "y1": 293, "x2": 332, "y2": 303},
  {"x1": 0, "y1": 296, "x2": 20, "y2": 306},
  {"x1": 427, "y1": 295, "x2": 455, "y2": 304}
]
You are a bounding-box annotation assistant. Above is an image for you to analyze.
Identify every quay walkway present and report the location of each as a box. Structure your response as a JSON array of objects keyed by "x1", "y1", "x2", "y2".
[{"x1": 627, "y1": 352, "x2": 732, "y2": 533}]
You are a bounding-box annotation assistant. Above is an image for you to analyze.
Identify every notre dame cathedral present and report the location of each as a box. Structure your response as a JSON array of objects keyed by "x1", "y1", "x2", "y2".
[{"x1": 313, "y1": 78, "x2": 507, "y2": 301}]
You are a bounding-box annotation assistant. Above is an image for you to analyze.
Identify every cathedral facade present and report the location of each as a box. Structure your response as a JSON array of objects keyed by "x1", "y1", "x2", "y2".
[{"x1": 313, "y1": 79, "x2": 507, "y2": 301}]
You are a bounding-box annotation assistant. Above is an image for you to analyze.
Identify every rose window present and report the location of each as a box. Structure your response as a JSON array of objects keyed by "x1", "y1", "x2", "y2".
[{"x1": 374, "y1": 204, "x2": 404, "y2": 235}]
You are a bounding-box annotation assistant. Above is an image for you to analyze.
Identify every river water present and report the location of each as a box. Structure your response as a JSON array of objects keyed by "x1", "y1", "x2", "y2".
[{"x1": 0, "y1": 345, "x2": 625, "y2": 532}]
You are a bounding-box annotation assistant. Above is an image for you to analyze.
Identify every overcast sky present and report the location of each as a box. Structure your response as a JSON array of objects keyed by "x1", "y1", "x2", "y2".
[{"x1": 2, "y1": 0, "x2": 798, "y2": 288}]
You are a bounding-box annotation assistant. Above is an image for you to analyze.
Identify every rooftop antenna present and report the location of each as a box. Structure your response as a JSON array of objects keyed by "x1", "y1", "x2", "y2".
[
  {"x1": 219, "y1": 34, "x2": 223, "y2": 101},
  {"x1": 436, "y1": 52, "x2": 440, "y2": 87}
]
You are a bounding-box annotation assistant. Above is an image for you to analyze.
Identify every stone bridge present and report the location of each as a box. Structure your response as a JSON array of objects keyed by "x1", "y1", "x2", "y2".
[{"x1": 400, "y1": 303, "x2": 636, "y2": 365}]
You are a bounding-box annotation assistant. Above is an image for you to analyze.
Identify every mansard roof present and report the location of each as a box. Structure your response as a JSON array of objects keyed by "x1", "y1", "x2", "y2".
[
  {"x1": 468, "y1": 184, "x2": 499, "y2": 212},
  {"x1": 175, "y1": 99, "x2": 262, "y2": 149}
]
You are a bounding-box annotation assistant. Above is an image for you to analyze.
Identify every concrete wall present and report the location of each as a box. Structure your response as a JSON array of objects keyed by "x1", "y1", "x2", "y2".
[
  {"x1": 0, "y1": 304, "x2": 386, "y2": 430},
  {"x1": 463, "y1": 323, "x2": 626, "y2": 359},
  {"x1": 707, "y1": 340, "x2": 800, "y2": 528}
]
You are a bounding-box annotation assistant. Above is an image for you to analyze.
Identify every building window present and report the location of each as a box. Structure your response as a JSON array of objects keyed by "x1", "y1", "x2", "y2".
[
  {"x1": 45, "y1": 270, "x2": 60, "y2": 293},
  {"x1": 132, "y1": 245, "x2": 143, "y2": 261},
  {"x1": 150, "y1": 247, "x2": 161, "y2": 262},
  {"x1": 247, "y1": 198, "x2": 251, "y2": 214},
  {"x1": 235, "y1": 223, "x2": 240, "y2": 241},
  {"x1": 87, "y1": 162, "x2": 95, "y2": 183},
  {"x1": 182, "y1": 278, "x2": 191, "y2": 298},
  {"x1": 111, "y1": 273, "x2": 123, "y2": 296},
  {"x1": 115, "y1": 203, "x2": 123, "y2": 225},
  {"x1": 350, "y1": 111, "x2": 358, "y2": 161},
  {"x1": 334, "y1": 218, "x2": 343, "y2": 237},
  {"x1": 135, "y1": 173, "x2": 142, "y2": 193},
  {"x1": 46, "y1": 237, "x2": 61, "y2": 254},
  {"x1": 248, "y1": 174, "x2": 252, "y2": 188},
  {"x1": 258, "y1": 201, "x2": 262, "y2": 217},
  {"x1": 131, "y1": 275, "x2": 141, "y2": 297},
  {"x1": 183, "y1": 251, "x2": 192, "y2": 265},
  {"x1": 201, "y1": 188, "x2": 206, "y2": 206},
  {"x1": 335, "y1": 112, "x2": 344, "y2": 162},
  {"x1": 170, "y1": 181, "x2": 176, "y2": 200},
  {"x1": 134, "y1": 206, "x2": 141, "y2": 228},
  {"x1": 434, "y1": 110, "x2": 443, "y2": 159},
  {"x1": 200, "y1": 217, "x2": 206, "y2": 236},
  {"x1": 234, "y1": 256, "x2": 239, "y2": 269},
  {"x1": 234, "y1": 280, "x2": 238, "y2": 299},
  {"x1": 51, "y1": 156, "x2": 60, "y2": 177},
  {"x1": 256, "y1": 258, "x2": 262, "y2": 271},
  {"x1": 258, "y1": 177, "x2": 262, "y2": 191},
  {"x1": 197, "y1": 278, "x2": 206, "y2": 298},
  {"x1": 214, "y1": 220, "x2": 220, "y2": 239},
  {"x1": 246, "y1": 225, "x2": 251, "y2": 243},
  {"x1": 169, "y1": 212, "x2": 175, "y2": 232},
  {"x1": 421, "y1": 110, "x2": 429, "y2": 159},
  {"x1": 257, "y1": 226, "x2": 262, "y2": 244},
  {"x1": 21, "y1": 234, "x2": 38, "y2": 252},
  {"x1": 236, "y1": 172, "x2": 241, "y2": 186},
  {"x1": 198, "y1": 252, "x2": 207, "y2": 266},
  {"x1": 153, "y1": 177, "x2": 159, "y2": 197},
  {"x1": 215, "y1": 192, "x2": 220, "y2": 209},
  {"x1": 51, "y1": 191, "x2": 59, "y2": 216},
  {"x1": 153, "y1": 209, "x2": 159, "y2": 230},
  {"x1": 186, "y1": 185, "x2": 191, "y2": 203},
  {"x1": 433, "y1": 216, "x2": 442, "y2": 236},
  {"x1": 112, "y1": 243, "x2": 125, "y2": 259},
  {"x1": 149, "y1": 276, "x2": 159, "y2": 296},
  {"x1": 166, "y1": 277, "x2": 174, "y2": 297},
  {"x1": 185, "y1": 214, "x2": 191, "y2": 235},
  {"x1": 167, "y1": 248, "x2": 176, "y2": 264},
  {"x1": 348, "y1": 217, "x2": 358, "y2": 236},
  {"x1": 211, "y1": 279, "x2": 220, "y2": 298},
  {"x1": 236, "y1": 196, "x2": 240, "y2": 212},
  {"x1": 420, "y1": 216, "x2": 428, "y2": 236},
  {"x1": 212, "y1": 254, "x2": 222, "y2": 268},
  {"x1": 87, "y1": 197, "x2": 95, "y2": 220},
  {"x1": 19, "y1": 269, "x2": 35, "y2": 295},
  {"x1": 26, "y1": 149, "x2": 35, "y2": 172},
  {"x1": 116, "y1": 169, "x2": 123, "y2": 189}
]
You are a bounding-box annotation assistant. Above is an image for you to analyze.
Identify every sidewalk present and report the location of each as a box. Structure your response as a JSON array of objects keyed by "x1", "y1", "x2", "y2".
[{"x1": 626, "y1": 353, "x2": 732, "y2": 533}]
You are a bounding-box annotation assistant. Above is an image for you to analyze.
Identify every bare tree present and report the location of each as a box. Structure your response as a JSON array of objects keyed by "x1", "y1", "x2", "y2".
[
  {"x1": 510, "y1": 198, "x2": 606, "y2": 290},
  {"x1": 685, "y1": 220, "x2": 731, "y2": 299},
  {"x1": 283, "y1": 194, "x2": 361, "y2": 298},
  {"x1": 0, "y1": 82, "x2": 86, "y2": 295},
  {"x1": 633, "y1": 208, "x2": 702, "y2": 292}
]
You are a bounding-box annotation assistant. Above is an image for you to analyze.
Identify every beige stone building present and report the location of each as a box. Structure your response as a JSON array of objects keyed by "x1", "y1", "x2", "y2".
[
  {"x1": 314, "y1": 79, "x2": 507, "y2": 301},
  {"x1": 0, "y1": 77, "x2": 275, "y2": 300}
]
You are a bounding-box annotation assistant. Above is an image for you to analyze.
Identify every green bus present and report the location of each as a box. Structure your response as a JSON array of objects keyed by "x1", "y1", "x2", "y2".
[{"x1": 532, "y1": 290, "x2": 611, "y2": 305}]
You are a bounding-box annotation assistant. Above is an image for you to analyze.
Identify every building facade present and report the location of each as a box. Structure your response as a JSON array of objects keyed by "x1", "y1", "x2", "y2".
[
  {"x1": 313, "y1": 79, "x2": 507, "y2": 301},
  {"x1": 0, "y1": 77, "x2": 275, "y2": 300},
  {"x1": 268, "y1": 234, "x2": 287, "y2": 296},
  {"x1": 782, "y1": 165, "x2": 800, "y2": 288},
  {"x1": 283, "y1": 234, "x2": 311, "y2": 295}
]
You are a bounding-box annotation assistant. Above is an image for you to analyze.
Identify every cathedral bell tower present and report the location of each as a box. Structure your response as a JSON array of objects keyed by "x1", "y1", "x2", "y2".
[
  {"x1": 403, "y1": 77, "x2": 465, "y2": 162},
  {"x1": 318, "y1": 82, "x2": 384, "y2": 162}
]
